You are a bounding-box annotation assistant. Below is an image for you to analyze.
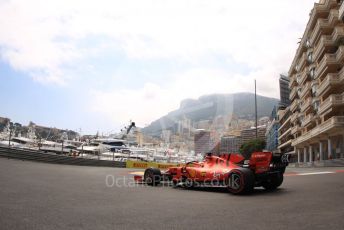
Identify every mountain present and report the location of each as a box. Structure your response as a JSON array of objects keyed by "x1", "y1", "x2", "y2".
[{"x1": 142, "y1": 92, "x2": 279, "y2": 136}]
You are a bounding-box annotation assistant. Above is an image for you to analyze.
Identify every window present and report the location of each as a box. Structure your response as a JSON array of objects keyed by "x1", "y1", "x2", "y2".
[
  {"x1": 306, "y1": 39, "x2": 311, "y2": 48},
  {"x1": 295, "y1": 64, "x2": 300, "y2": 72},
  {"x1": 307, "y1": 52, "x2": 313, "y2": 63},
  {"x1": 311, "y1": 84, "x2": 318, "y2": 96},
  {"x1": 297, "y1": 87, "x2": 302, "y2": 97},
  {"x1": 298, "y1": 115, "x2": 304, "y2": 124},
  {"x1": 309, "y1": 67, "x2": 315, "y2": 79},
  {"x1": 313, "y1": 100, "x2": 320, "y2": 113}
]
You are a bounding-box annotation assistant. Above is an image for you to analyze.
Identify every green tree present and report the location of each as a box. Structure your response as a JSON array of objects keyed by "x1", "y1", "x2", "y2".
[{"x1": 239, "y1": 139, "x2": 266, "y2": 159}]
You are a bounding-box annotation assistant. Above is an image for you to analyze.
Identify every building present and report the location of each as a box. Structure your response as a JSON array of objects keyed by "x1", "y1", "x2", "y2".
[
  {"x1": 279, "y1": 74, "x2": 291, "y2": 108},
  {"x1": 287, "y1": 0, "x2": 344, "y2": 163},
  {"x1": 195, "y1": 120, "x2": 212, "y2": 130},
  {"x1": 240, "y1": 126, "x2": 266, "y2": 144},
  {"x1": 220, "y1": 135, "x2": 243, "y2": 153},
  {"x1": 177, "y1": 117, "x2": 192, "y2": 137},
  {"x1": 194, "y1": 130, "x2": 212, "y2": 154},
  {"x1": 161, "y1": 130, "x2": 172, "y2": 143},
  {"x1": 277, "y1": 107, "x2": 293, "y2": 156},
  {"x1": 269, "y1": 73, "x2": 292, "y2": 154},
  {"x1": 265, "y1": 106, "x2": 280, "y2": 152}
]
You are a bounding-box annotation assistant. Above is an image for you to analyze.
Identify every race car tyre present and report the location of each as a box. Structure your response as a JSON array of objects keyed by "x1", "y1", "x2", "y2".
[
  {"x1": 184, "y1": 178, "x2": 195, "y2": 188},
  {"x1": 262, "y1": 173, "x2": 283, "y2": 190},
  {"x1": 144, "y1": 168, "x2": 162, "y2": 186},
  {"x1": 172, "y1": 180, "x2": 178, "y2": 188},
  {"x1": 226, "y1": 168, "x2": 254, "y2": 195}
]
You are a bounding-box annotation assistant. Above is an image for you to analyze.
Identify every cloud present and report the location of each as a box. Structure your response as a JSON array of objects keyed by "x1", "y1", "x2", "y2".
[
  {"x1": 90, "y1": 65, "x2": 291, "y2": 127},
  {"x1": 0, "y1": 0, "x2": 317, "y2": 128},
  {"x1": 0, "y1": 0, "x2": 315, "y2": 81},
  {"x1": 91, "y1": 83, "x2": 173, "y2": 127}
]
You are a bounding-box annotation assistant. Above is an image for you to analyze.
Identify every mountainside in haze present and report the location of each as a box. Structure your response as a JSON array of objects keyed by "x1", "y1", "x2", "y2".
[{"x1": 142, "y1": 92, "x2": 279, "y2": 137}]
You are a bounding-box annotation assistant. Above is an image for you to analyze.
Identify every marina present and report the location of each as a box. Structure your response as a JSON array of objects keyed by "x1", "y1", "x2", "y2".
[{"x1": 0, "y1": 121, "x2": 201, "y2": 164}]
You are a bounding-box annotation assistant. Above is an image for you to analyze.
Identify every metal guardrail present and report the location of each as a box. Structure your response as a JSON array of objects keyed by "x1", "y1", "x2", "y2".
[{"x1": 0, "y1": 147, "x2": 126, "y2": 168}]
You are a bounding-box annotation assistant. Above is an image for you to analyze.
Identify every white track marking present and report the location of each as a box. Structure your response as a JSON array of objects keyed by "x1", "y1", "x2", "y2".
[
  {"x1": 298, "y1": 172, "x2": 335, "y2": 176},
  {"x1": 129, "y1": 171, "x2": 144, "y2": 176}
]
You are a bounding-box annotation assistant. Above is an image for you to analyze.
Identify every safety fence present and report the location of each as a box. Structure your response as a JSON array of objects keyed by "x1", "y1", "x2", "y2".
[{"x1": 0, "y1": 146, "x2": 126, "y2": 168}]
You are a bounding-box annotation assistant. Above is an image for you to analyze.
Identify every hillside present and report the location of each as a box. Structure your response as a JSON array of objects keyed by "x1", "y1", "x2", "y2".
[{"x1": 142, "y1": 92, "x2": 279, "y2": 136}]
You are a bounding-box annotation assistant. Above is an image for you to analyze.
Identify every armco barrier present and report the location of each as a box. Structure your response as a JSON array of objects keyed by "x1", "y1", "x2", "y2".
[
  {"x1": 0, "y1": 147, "x2": 126, "y2": 168},
  {"x1": 126, "y1": 160, "x2": 180, "y2": 169}
]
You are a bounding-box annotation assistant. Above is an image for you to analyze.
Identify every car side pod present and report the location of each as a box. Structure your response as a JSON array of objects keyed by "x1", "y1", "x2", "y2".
[
  {"x1": 226, "y1": 168, "x2": 254, "y2": 195},
  {"x1": 144, "y1": 168, "x2": 162, "y2": 186}
]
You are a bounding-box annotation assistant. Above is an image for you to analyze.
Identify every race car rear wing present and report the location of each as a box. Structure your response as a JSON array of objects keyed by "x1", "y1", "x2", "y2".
[{"x1": 246, "y1": 152, "x2": 289, "y2": 174}]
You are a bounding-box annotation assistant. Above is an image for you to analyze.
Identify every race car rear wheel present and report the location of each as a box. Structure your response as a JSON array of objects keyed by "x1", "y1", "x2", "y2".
[
  {"x1": 144, "y1": 168, "x2": 162, "y2": 186},
  {"x1": 226, "y1": 168, "x2": 254, "y2": 195},
  {"x1": 262, "y1": 173, "x2": 283, "y2": 190}
]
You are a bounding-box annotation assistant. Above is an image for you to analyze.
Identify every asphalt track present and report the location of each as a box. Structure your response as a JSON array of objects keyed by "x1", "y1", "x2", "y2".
[{"x1": 0, "y1": 158, "x2": 344, "y2": 230}]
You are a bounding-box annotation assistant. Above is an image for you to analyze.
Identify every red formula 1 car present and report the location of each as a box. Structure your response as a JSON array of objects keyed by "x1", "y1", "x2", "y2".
[{"x1": 141, "y1": 152, "x2": 289, "y2": 194}]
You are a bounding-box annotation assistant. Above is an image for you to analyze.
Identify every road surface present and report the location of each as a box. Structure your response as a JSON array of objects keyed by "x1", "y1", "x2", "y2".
[{"x1": 0, "y1": 158, "x2": 343, "y2": 230}]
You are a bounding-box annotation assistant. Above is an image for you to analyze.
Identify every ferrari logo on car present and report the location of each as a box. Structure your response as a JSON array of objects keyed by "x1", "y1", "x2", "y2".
[{"x1": 188, "y1": 169, "x2": 196, "y2": 178}]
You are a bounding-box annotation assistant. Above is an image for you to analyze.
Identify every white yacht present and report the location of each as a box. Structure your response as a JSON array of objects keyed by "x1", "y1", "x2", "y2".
[
  {"x1": 40, "y1": 140, "x2": 77, "y2": 154},
  {"x1": 0, "y1": 137, "x2": 36, "y2": 149},
  {"x1": 77, "y1": 138, "x2": 130, "y2": 155}
]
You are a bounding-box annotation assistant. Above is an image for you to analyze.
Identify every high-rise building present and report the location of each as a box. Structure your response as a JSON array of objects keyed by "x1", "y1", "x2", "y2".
[
  {"x1": 286, "y1": 0, "x2": 344, "y2": 163},
  {"x1": 194, "y1": 130, "x2": 212, "y2": 154},
  {"x1": 220, "y1": 135, "x2": 242, "y2": 153},
  {"x1": 277, "y1": 74, "x2": 293, "y2": 155},
  {"x1": 266, "y1": 106, "x2": 280, "y2": 151},
  {"x1": 279, "y1": 74, "x2": 291, "y2": 108},
  {"x1": 161, "y1": 130, "x2": 171, "y2": 143},
  {"x1": 240, "y1": 126, "x2": 266, "y2": 144},
  {"x1": 277, "y1": 107, "x2": 293, "y2": 155}
]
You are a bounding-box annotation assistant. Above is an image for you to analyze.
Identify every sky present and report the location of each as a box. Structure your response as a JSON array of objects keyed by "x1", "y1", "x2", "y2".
[{"x1": 0, "y1": 0, "x2": 316, "y2": 134}]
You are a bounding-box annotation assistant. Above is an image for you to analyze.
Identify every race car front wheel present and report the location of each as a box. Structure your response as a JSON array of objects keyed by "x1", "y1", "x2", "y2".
[
  {"x1": 144, "y1": 168, "x2": 162, "y2": 186},
  {"x1": 227, "y1": 168, "x2": 254, "y2": 195}
]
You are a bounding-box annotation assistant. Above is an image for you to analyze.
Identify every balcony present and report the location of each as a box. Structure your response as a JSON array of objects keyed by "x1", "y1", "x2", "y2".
[
  {"x1": 292, "y1": 0, "x2": 337, "y2": 66},
  {"x1": 318, "y1": 93, "x2": 344, "y2": 115},
  {"x1": 298, "y1": 52, "x2": 307, "y2": 71},
  {"x1": 290, "y1": 112, "x2": 299, "y2": 123},
  {"x1": 339, "y1": 1, "x2": 344, "y2": 21},
  {"x1": 313, "y1": 26, "x2": 344, "y2": 63},
  {"x1": 290, "y1": 99, "x2": 299, "y2": 112},
  {"x1": 299, "y1": 68, "x2": 310, "y2": 85},
  {"x1": 291, "y1": 125, "x2": 301, "y2": 135},
  {"x1": 299, "y1": 82, "x2": 311, "y2": 99},
  {"x1": 290, "y1": 87, "x2": 297, "y2": 101},
  {"x1": 336, "y1": 45, "x2": 344, "y2": 62},
  {"x1": 289, "y1": 74, "x2": 297, "y2": 88},
  {"x1": 313, "y1": 35, "x2": 333, "y2": 62},
  {"x1": 331, "y1": 26, "x2": 344, "y2": 44},
  {"x1": 317, "y1": 68, "x2": 344, "y2": 96},
  {"x1": 278, "y1": 127, "x2": 291, "y2": 141},
  {"x1": 315, "y1": 46, "x2": 344, "y2": 80},
  {"x1": 278, "y1": 139, "x2": 292, "y2": 150},
  {"x1": 278, "y1": 115, "x2": 291, "y2": 133},
  {"x1": 310, "y1": 9, "x2": 339, "y2": 45},
  {"x1": 292, "y1": 116, "x2": 344, "y2": 146},
  {"x1": 300, "y1": 98, "x2": 312, "y2": 113},
  {"x1": 301, "y1": 114, "x2": 313, "y2": 127}
]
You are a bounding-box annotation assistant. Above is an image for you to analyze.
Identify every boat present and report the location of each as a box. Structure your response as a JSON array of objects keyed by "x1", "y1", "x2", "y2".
[{"x1": 77, "y1": 138, "x2": 130, "y2": 155}]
